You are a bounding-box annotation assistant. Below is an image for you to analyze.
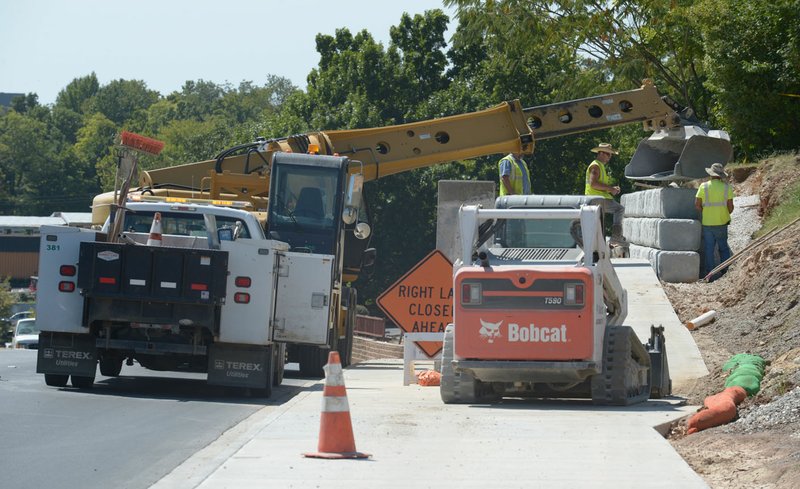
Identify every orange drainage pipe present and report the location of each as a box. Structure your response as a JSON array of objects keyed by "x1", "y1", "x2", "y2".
[{"x1": 687, "y1": 386, "x2": 747, "y2": 434}]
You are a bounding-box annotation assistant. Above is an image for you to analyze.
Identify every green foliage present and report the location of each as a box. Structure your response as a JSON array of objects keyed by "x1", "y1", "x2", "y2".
[
  {"x1": 87, "y1": 79, "x2": 160, "y2": 126},
  {"x1": 695, "y1": 0, "x2": 800, "y2": 157},
  {"x1": 55, "y1": 73, "x2": 100, "y2": 114},
  {"x1": 758, "y1": 152, "x2": 800, "y2": 237},
  {"x1": 0, "y1": 277, "x2": 14, "y2": 321},
  {"x1": 0, "y1": 111, "x2": 63, "y2": 214}
]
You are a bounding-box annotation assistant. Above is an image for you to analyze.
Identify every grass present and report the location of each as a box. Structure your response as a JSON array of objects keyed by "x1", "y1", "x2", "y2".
[{"x1": 754, "y1": 152, "x2": 800, "y2": 238}]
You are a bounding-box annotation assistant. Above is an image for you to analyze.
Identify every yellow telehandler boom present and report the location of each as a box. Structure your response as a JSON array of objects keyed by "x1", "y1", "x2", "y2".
[{"x1": 96, "y1": 79, "x2": 729, "y2": 226}]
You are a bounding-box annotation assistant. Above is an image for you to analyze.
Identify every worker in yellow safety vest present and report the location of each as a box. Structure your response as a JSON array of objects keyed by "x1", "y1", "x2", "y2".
[
  {"x1": 585, "y1": 143, "x2": 627, "y2": 245},
  {"x1": 498, "y1": 153, "x2": 531, "y2": 196},
  {"x1": 695, "y1": 162, "x2": 735, "y2": 281}
]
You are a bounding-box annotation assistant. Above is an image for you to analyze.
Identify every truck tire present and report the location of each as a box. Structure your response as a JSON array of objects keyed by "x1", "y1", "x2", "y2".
[
  {"x1": 262, "y1": 344, "x2": 275, "y2": 398},
  {"x1": 337, "y1": 288, "x2": 357, "y2": 367},
  {"x1": 591, "y1": 325, "x2": 651, "y2": 406},
  {"x1": 273, "y1": 343, "x2": 286, "y2": 386},
  {"x1": 440, "y1": 324, "x2": 484, "y2": 404},
  {"x1": 99, "y1": 356, "x2": 123, "y2": 377},
  {"x1": 298, "y1": 345, "x2": 326, "y2": 378},
  {"x1": 44, "y1": 374, "x2": 69, "y2": 387},
  {"x1": 71, "y1": 374, "x2": 96, "y2": 389}
]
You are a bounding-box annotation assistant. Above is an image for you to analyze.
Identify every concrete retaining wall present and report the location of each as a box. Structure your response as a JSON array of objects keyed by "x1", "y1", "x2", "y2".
[
  {"x1": 622, "y1": 187, "x2": 699, "y2": 219},
  {"x1": 629, "y1": 244, "x2": 700, "y2": 283},
  {"x1": 623, "y1": 218, "x2": 701, "y2": 251},
  {"x1": 621, "y1": 187, "x2": 703, "y2": 282}
]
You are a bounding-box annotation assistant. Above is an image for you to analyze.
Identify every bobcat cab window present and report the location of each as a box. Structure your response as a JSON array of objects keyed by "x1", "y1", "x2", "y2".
[
  {"x1": 123, "y1": 212, "x2": 253, "y2": 239},
  {"x1": 499, "y1": 217, "x2": 578, "y2": 249}
]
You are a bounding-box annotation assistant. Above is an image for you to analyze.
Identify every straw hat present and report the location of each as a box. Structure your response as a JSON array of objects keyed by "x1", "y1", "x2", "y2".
[
  {"x1": 705, "y1": 163, "x2": 728, "y2": 178},
  {"x1": 590, "y1": 143, "x2": 619, "y2": 155}
]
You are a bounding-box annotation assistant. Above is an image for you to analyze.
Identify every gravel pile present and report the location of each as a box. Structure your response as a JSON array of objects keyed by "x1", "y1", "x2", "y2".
[
  {"x1": 728, "y1": 194, "x2": 761, "y2": 254},
  {"x1": 720, "y1": 386, "x2": 800, "y2": 435}
]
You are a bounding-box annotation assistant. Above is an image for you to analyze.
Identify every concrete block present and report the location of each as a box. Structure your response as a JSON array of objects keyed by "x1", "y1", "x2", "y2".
[
  {"x1": 630, "y1": 244, "x2": 700, "y2": 283},
  {"x1": 436, "y1": 180, "x2": 495, "y2": 263},
  {"x1": 624, "y1": 217, "x2": 701, "y2": 251},
  {"x1": 622, "y1": 188, "x2": 699, "y2": 219}
]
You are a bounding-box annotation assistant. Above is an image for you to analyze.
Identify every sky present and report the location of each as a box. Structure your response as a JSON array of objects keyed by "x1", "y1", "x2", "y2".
[{"x1": 0, "y1": 0, "x2": 456, "y2": 105}]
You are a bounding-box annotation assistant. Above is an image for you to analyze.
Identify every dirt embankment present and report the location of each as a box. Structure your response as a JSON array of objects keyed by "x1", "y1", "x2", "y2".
[{"x1": 663, "y1": 153, "x2": 800, "y2": 488}]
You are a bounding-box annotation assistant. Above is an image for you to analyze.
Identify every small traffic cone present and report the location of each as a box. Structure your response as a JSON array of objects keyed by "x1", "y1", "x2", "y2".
[
  {"x1": 147, "y1": 212, "x2": 163, "y2": 246},
  {"x1": 303, "y1": 351, "x2": 370, "y2": 459}
]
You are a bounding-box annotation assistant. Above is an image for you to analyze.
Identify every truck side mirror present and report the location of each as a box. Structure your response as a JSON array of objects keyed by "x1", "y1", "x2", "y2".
[
  {"x1": 354, "y1": 222, "x2": 371, "y2": 240},
  {"x1": 342, "y1": 171, "x2": 364, "y2": 225}
]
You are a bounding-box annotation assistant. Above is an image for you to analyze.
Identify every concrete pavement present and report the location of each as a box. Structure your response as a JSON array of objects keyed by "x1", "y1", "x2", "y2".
[
  {"x1": 153, "y1": 258, "x2": 709, "y2": 489},
  {"x1": 153, "y1": 360, "x2": 706, "y2": 489},
  {"x1": 614, "y1": 259, "x2": 709, "y2": 382}
]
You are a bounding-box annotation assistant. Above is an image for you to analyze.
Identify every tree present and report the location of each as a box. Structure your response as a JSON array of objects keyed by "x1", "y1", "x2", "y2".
[
  {"x1": 74, "y1": 113, "x2": 117, "y2": 193},
  {"x1": 696, "y1": 0, "x2": 800, "y2": 156},
  {"x1": 88, "y1": 79, "x2": 159, "y2": 126},
  {"x1": 0, "y1": 111, "x2": 60, "y2": 214},
  {"x1": 0, "y1": 277, "x2": 15, "y2": 324},
  {"x1": 447, "y1": 0, "x2": 712, "y2": 120},
  {"x1": 55, "y1": 73, "x2": 100, "y2": 114}
]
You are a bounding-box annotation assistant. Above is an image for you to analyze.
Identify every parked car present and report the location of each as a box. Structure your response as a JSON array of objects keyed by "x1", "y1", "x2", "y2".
[
  {"x1": 9, "y1": 318, "x2": 39, "y2": 349},
  {"x1": 3, "y1": 310, "x2": 35, "y2": 328}
]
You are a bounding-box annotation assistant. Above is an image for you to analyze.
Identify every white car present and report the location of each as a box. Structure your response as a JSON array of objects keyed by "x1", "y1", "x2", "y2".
[
  {"x1": 3, "y1": 310, "x2": 34, "y2": 328},
  {"x1": 10, "y1": 318, "x2": 39, "y2": 349}
]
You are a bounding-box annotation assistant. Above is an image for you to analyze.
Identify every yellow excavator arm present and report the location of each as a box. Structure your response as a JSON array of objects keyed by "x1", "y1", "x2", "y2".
[{"x1": 94, "y1": 79, "x2": 730, "y2": 225}]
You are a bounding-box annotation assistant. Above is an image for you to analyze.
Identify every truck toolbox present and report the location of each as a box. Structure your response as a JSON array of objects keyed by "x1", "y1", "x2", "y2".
[
  {"x1": 78, "y1": 242, "x2": 228, "y2": 303},
  {"x1": 78, "y1": 242, "x2": 229, "y2": 328}
]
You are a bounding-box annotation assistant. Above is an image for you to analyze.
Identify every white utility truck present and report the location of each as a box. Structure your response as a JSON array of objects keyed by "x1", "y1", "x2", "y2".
[{"x1": 35, "y1": 153, "x2": 366, "y2": 396}]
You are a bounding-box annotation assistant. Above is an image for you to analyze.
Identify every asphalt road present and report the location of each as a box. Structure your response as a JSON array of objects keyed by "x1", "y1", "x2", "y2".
[{"x1": 0, "y1": 349, "x2": 310, "y2": 489}]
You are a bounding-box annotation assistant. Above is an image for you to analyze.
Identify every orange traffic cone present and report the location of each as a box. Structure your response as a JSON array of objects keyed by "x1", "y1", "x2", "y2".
[
  {"x1": 147, "y1": 212, "x2": 163, "y2": 246},
  {"x1": 303, "y1": 351, "x2": 370, "y2": 459}
]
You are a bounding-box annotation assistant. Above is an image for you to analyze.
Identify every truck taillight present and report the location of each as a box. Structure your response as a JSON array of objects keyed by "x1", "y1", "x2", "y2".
[
  {"x1": 235, "y1": 276, "x2": 251, "y2": 288},
  {"x1": 234, "y1": 292, "x2": 250, "y2": 304},
  {"x1": 461, "y1": 283, "x2": 482, "y2": 305},
  {"x1": 564, "y1": 283, "x2": 584, "y2": 305},
  {"x1": 60, "y1": 265, "x2": 76, "y2": 276},
  {"x1": 59, "y1": 281, "x2": 75, "y2": 292}
]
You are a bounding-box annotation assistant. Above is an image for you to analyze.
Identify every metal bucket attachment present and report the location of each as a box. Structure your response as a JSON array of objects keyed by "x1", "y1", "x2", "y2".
[{"x1": 625, "y1": 126, "x2": 733, "y2": 182}]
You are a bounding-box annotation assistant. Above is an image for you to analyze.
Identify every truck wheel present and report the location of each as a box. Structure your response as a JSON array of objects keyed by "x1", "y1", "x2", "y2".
[
  {"x1": 273, "y1": 343, "x2": 286, "y2": 386},
  {"x1": 298, "y1": 345, "x2": 326, "y2": 378},
  {"x1": 99, "y1": 356, "x2": 123, "y2": 377},
  {"x1": 71, "y1": 374, "x2": 95, "y2": 389},
  {"x1": 337, "y1": 288, "x2": 357, "y2": 367},
  {"x1": 440, "y1": 324, "x2": 481, "y2": 404},
  {"x1": 260, "y1": 344, "x2": 275, "y2": 398},
  {"x1": 44, "y1": 374, "x2": 69, "y2": 387}
]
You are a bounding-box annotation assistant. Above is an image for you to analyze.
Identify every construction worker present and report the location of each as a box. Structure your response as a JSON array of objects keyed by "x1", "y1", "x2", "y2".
[
  {"x1": 695, "y1": 162, "x2": 734, "y2": 281},
  {"x1": 585, "y1": 143, "x2": 627, "y2": 245},
  {"x1": 498, "y1": 153, "x2": 531, "y2": 196}
]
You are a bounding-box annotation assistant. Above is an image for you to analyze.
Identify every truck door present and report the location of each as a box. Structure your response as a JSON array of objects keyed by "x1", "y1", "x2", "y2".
[
  {"x1": 36, "y1": 226, "x2": 101, "y2": 334},
  {"x1": 272, "y1": 251, "x2": 334, "y2": 345},
  {"x1": 219, "y1": 239, "x2": 282, "y2": 345}
]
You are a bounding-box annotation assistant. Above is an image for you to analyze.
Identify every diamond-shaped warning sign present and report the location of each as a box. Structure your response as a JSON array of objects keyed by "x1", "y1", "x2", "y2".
[{"x1": 377, "y1": 249, "x2": 452, "y2": 357}]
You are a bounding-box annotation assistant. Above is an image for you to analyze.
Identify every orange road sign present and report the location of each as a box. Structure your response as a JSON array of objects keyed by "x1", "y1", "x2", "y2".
[{"x1": 377, "y1": 249, "x2": 452, "y2": 357}]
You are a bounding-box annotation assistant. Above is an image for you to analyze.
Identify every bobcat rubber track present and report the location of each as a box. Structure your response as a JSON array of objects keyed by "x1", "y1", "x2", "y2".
[
  {"x1": 440, "y1": 325, "x2": 479, "y2": 404},
  {"x1": 591, "y1": 325, "x2": 651, "y2": 406}
]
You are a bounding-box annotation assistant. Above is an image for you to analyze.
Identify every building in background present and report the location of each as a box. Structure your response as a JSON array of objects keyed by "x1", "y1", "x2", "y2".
[{"x1": 0, "y1": 213, "x2": 92, "y2": 287}]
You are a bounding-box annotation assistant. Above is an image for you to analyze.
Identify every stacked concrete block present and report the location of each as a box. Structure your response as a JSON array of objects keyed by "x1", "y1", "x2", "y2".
[
  {"x1": 629, "y1": 244, "x2": 701, "y2": 283},
  {"x1": 621, "y1": 188, "x2": 701, "y2": 283},
  {"x1": 623, "y1": 218, "x2": 701, "y2": 251},
  {"x1": 622, "y1": 187, "x2": 698, "y2": 219}
]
